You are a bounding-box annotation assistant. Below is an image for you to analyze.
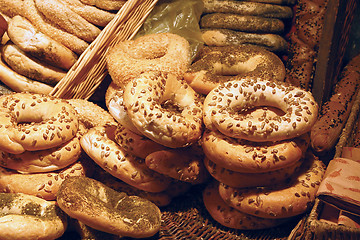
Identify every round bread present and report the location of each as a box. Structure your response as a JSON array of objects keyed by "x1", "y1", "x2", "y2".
[
  {"x1": 218, "y1": 152, "x2": 326, "y2": 219},
  {"x1": 105, "y1": 82, "x2": 143, "y2": 135},
  {"x1": 106, "y1": 32, "x2": 191, "y2": 87},
  {"x1": 203, "y1": 181, "x2": 289, "y2": 230},
  {"x1": 7, "y1": 15, "x2": 78, "y2": 70},
  {"x1": 203, "y1": 78, "x2": 318, "y2": 142},
  {"x1": 0, "y1": 160, "x2": 90, "y2": 200},
  {"x1": 183, "y1": 45, "x2": 286, "y2": 95},
  {"x1": 115, "y1": 125, "x2": 167, "y2": 159},
  {"x1": 0, "y1": 193, "x2": 67, "y2": 240},
  {"x1": 200, "y1": 13, "x2": 285, "y2": 33},
  {"x1": 145, "y1": 147, "x2": 210, "y2": 184},
  {"x1": 202, "y1": 0, "x2": 293, "y2": 19},
  {"x1": 0, "y1": 93, "x2": 79, "y2": 154},
  {"x1": 123, "y1": 71, "x2": 203, "y2": 148},
  {"x1": 80, "y1": 125, "x2": 172, "y2": 192},
  {"x1": 2, "y1": 42, "x2": 66, "y2": 86},
  {"x1": 204, "y1": 156, "x2": 303, "y2": 188},
  {"x1": 201, "y1": 28, "x2": 288, "y2": 53},
  {"x1": 57, "y1": 176, "x2": 162, "y2": 238},
  {"x1": 202, "y1": 129, "x2": 309, "y2": 173},
  {"x1": 0, "y1": 130, "x2": 82, "y2": 173}
]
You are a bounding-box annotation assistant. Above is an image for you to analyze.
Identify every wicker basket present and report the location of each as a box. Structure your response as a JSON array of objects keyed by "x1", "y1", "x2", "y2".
[{"x1": 49, "y1": 0, "x2": 159, "y2": 100}]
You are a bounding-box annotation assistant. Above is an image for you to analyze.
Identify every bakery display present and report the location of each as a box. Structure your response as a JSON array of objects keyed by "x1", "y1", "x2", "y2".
[{"x1": 0, "y1": 0, "x2": 358, "y2": 238}]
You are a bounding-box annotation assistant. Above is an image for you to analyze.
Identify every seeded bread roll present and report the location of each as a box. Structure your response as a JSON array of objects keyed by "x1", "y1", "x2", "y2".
[{"x1": 311, "y1": 53, "x2": 360, "y2": 154}]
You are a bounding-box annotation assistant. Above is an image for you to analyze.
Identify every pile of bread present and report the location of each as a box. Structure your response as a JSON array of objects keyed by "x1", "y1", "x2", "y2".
[{"x1": 0, "y1": 0, "x2": 348, "y2": 238}]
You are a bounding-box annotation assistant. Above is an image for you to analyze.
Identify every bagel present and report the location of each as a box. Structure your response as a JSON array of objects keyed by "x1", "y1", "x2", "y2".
[
  {"x1": 202, "y1": 0, "x2": 293, "y2": 19},
  {"x1": 7, "y1": 15, "x2": 78, "y2": 70},
  {"x1": 115, "y1": 125, "x2": 167, "y2": 159},
  {"x1": 80, "y1": 125, "x2": 172, "y2": 192},
  {"x1": 203, "y1": 181, "x2": 289, "y2": 230},
  {"x1": 184, "y1": 45, "x2": 286, "y2": 95},
  {"x1": 202, "y1": 129, "x2": 309, "y2": 173},
  {"x1": 200, "y1": 13, "x2": 285, "y2": 33},
  {"x1": 0, "y1": 93, "x2": 79, "y2": 154},
  {"x1": 0, "y1": 160, "x2": 90, "y2": 200},
  {"x1": 106, "y1": 32, "x2": 191, "y2": 87},
  {"x1": 0, "y1": 130, "x2": 82, "y2": 173},
  {"x1": 203, "y1": 78, "x2": 318, "y2": 142},
  {"x1": 218, "y1": 152, "x2": 326, "y2": 219},
  {"x1": 2, "y1": 42, "x2": 66, "y2": 86},
  {"x1": 0, "y1": 193, "x2": 67, "y2": 240},
  {"x1": 123, "y1": 71, "x2": 204, "y2": 148},
  {"x1": 201, "y1": 28, "x2": 288, "y2": 53},
  {"x1": 105, "y1": 82, "x2": 143, "y2": 135},
  {"x1": 57, "y1": 176, "x2": 162, "y2": 238},
  {"x1": 204, "y1": 156, "x2": 303, "y2": 189}
]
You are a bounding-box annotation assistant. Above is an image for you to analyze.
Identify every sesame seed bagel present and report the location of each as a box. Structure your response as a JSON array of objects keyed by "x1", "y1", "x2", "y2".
[
  {"x1": 203, "y1": 78, "x2": 318, "y2": 142},
  {"x1": 57, "y1": 176, "x2": 162, "y2": 238},
  {"x1": 0, "y1": 160, "x2": 90, "y2": 200},
  {"x1": 218, "y1": 152, "x2": 326, "y2": 219},
  {"x1": 115, "y1": 125, "x2": 167, "y2": 159},
  {"x1": 105, "y1": 82, "x2": 143, "y2": 135},
  {"x1": 80, "y1": 125, "x2": 172, "y2": 192},
  {"x1": 183, "y1": 45, "x2": 286, "y2": 95},
  {"x1": 106, "y1": 32, "x2": 191, "y2": 88},
  {"x1": 203, "y1": 181, "x2": 289, "y2": 230},
  {"x1": 204, "y1": 156, "x2": 303, "y2": 188},
  {"x1": 202, "y1": 129, "x2": 309, "y2": 173},
  {"x1": 0, "y1": 193, "x2": 67, "y2": 240},
  {"x1": 123, "y1": 71, "x2": 204, "y2": 148},
  {"x1": 0, "y1": 93, "x2": 79, "y2": 154}
]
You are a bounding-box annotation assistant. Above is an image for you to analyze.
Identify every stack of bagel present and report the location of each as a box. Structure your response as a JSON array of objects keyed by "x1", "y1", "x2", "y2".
[
  {"x1": 0, "y1": 0, "x2": 121, "y2": 94},
  {"x1": 201, "y1": 77, "x2": 326, "y2": 230},
  {"x1": 199, "y1": 0, "x2": 295, "y2": 53}
]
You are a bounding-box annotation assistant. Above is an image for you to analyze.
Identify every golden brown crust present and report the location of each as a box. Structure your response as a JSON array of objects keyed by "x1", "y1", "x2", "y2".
[
  {"x1": 0, "y1": 93, "x2": 79, "y2": 154},
  {"x1": 311, "y1": 53, "x2": 360, "y2": 153},
  {"x1": 0, "y1": 161, "x2": 89, "y2": 200},
  {"x1": 201, "y1": 28, "x2": 288, "y2": 53},
  {"x1": 106, "y1": 33, "x2": 191, "y2": 88},
  {"x1": 124, "y1": 71, "x2": 204, "y2": 148},
  {"x1": 203, "y1": 78, "x2": 318, "y2": 142},
  {"x1": 202, "y1": 129, "x2": 309, "y2": 173},
  {"x1": 204, "y1": 156, "x2": 303, "y2": 188},
  {"x1": 0, "y1": 57, "x2": 53, "y2": 94},
  {"x1": 57, "y1": 176, "x2": 162, "y2": 238},
  {"x1": 184, "y1": 45, "x2": 286, "y2": 95},
  {"x1": 115, "y1": 125, "x2": 167, "y2": 159},
  {"x1": 2, "y1": 42, "x2": 66, "y2": 86},
  {"x1": 0, "y1": 193, "x2": 67, "y2": 240},
  {"x1": 7, "y1": 15, "x2": 78, "y2": 70},
  {"x1": 79, "y1": 0, "x2": 126, "y2": 11},
  {"x1": 80, "y1": 125, "x2": 172, "y2": 192},
  {"x1": 145, "y1": 147, "x2": 210, "y2": 184},
  {"x1": 218, "y1": 152, "x2": 326, "y2": 219},
  {"x1": 203, "y1": 181, "x2": 289, "y2": 230},
  {"x1": 200, "y1": 13, "x2": 285, "y2": 33}
]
